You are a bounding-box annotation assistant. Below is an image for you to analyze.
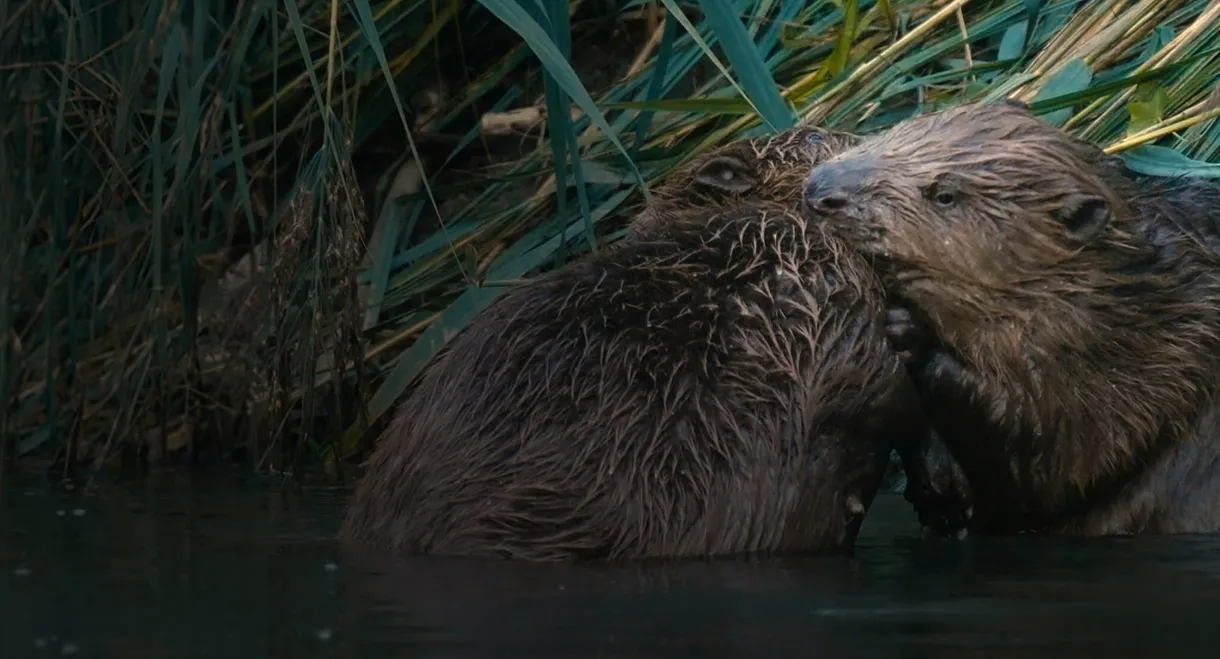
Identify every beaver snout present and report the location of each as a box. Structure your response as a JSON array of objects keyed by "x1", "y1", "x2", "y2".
[
  {"x1": 805, "y1": 187, "x2": 851, "y2": 212},
  {"x1": 802, "y1": 158, "x2": 876, "y2": 215}
]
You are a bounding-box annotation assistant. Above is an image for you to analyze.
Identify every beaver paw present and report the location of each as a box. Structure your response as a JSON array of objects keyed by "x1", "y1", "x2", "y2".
[
  {"x1": 912, "y1": 483, "x2": 976, "y2": 539},
  {"x1": 920, "y1": 350, "x2": 973, "y2": 391},
  {"x1": 902, "y1": 433, "x2": 974, "y2": 539},
  {"x1": 908, "y1": 479, "x2": 973, "y2": 540},
  {"x1": 885, "y1": 306, "x2": 924, "y2": 364}
]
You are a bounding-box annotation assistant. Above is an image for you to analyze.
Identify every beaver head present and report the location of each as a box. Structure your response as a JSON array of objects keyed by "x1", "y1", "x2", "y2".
[
  {"x1": 800, "y1": 99, "x2": 1220, "y2": 530},
  {"x1": 799, "y1": 100, "x2": 1172, "y2": 356},
  {"x1": 636, "y1": 125, "x2": 862, "y2": 229}
]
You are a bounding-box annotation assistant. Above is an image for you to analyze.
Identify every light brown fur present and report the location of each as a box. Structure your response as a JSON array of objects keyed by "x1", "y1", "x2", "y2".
[{"x1": 802, "y1": 100, "x2": 1220, "y2": 536}]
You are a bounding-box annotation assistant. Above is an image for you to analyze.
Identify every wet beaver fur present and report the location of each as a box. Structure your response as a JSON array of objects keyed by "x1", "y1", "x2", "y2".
[
  {"x1": 337, "y1": 193, "x2": 936, "y2": 561},
  {"x1": 802, "y1": 99, "x2": 1220, "y2": 537},
  {"x1": 632, "y1": 125, "x2": 863, "y2": 230},
  {"x1": 630, "y1": 125, "x2": 966, "y2": 532}
]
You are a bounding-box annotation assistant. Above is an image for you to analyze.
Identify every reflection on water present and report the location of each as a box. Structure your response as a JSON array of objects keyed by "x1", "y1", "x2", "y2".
[{"x1": 3, "y1": 470, "x2": 1220, "y2": 658}]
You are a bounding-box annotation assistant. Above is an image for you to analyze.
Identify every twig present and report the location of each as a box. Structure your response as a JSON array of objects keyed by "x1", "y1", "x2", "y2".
[{"x1": 1105, "y1": 106, "x2": 1220, "y2": 153}]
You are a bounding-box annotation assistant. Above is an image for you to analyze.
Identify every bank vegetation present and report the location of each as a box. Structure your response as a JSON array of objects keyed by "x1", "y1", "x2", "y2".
[{"x1": 2, "y1": 0, "x2": 1217, "y2": 485}]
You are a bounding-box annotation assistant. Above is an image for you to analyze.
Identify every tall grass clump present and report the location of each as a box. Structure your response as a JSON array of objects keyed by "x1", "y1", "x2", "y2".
[{"x1": 2, "y1": 0, "x2": 1218, "y2": 485}]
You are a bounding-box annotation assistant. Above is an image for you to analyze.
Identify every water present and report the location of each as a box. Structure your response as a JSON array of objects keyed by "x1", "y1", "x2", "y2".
[{"x1": 2, "y1": 472, "x2": 1220, "y2": 659}]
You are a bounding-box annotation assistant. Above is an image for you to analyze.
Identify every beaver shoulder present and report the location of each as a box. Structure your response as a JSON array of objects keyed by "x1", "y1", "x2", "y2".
[
  {"x1": 338, "y1": 201, "x2": 929, "y2": 561},
  {"x1": 802, "y1": 99, "x2": 1220, "y2": 536}
]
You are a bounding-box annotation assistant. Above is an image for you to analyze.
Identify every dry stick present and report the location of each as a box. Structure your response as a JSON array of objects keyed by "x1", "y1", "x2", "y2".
[
  {"x1": 642, "y1": 1, "x2": 966, "y2": 157},
  {"x1": 1021, "y1": 0, "x2": 1189, "y2": 109},
  {"x1": 354, "y1": 18, "x2": 673, "y2": 396},
  {"x1": 1105, "y1": 105, "x2": 1220, "y2": 153},
  {"x1": 358, "y1": 257, "x2": 510, "y2": 378},
  {"x1": 1013, "y1": 0, "x2": 1139, "y2": 104},
  {"x1": 360, "y1": 0, "x2": 1012, "y2": 393},
  {"x1": 626, "y1": 17, "x2": 669, "y2": 80},
  {"x1": 494, "y1": 16, "x2": 664, "y2": 147},
  {"x1": 1055, "y1": 0, "x2": 1187, "y2": 129},
  {"x1": 482, "y1": 107, "x2": 546, "y2": 135},
  {"x1": 1091, "y1": 0, "x2": 1183, "y2": 72},
  {"x1": 1124, "y1": 0, "x2": 1220, "y2": 72},
  {"x1": 1072, "y1": 0, "x2": 1220, "y2": 135},
  {"x1": 589, "y1": 4, "x2": 799, "y2": 155},
  {"x1": 480, "y1": 16, "x2": 666, "y2": 214},
  {"x1": 800, "y1": 0, "x2": 972, "y2": 125},
  {"x1": 955, "y1": 5, "x2": 973, "y2": 71},
  {"x1": 480, "y1": 106, "x2": 582, "y2": 136},
  {"x1": 1021, "y1": 0, "x2": 1125, "y2": 81}
]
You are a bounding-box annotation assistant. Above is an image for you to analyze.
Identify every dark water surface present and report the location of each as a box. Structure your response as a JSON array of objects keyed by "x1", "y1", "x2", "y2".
[{"x1": 2, "y1": 472, "x2": 1219, "y2": 658}]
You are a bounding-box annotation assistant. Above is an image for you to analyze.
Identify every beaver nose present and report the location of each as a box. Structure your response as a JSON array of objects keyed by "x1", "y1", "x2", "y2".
[
  {"x1": 808, "y1": 188, "x2": 850, "y2": 211},
  {"x1": 803, "y1": 159, "x2": 873, "y2": 214}
]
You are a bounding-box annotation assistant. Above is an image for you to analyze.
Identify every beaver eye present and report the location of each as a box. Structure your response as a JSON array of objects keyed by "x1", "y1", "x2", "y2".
[
  {"x1": 927, "y1": 173, "x2": 964, "y2": 207},
  {"x1": 693, "y1": 155, "x2": 757, "y2": 194}
]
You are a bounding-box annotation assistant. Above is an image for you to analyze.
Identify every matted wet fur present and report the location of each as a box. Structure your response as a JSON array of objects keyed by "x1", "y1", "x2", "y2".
[
  {"x1": 631, "y1": 124, "x2": 964, "y2": 533},
  {"x1": 338, "y1": 200, "x2": 933, "y2": 561},
  {"x1": 633, "y1": 125, "x2": 863, "y2": 229},
  {"x1": 802, "y1": 99, "x2": 1220, "y2": 537}
]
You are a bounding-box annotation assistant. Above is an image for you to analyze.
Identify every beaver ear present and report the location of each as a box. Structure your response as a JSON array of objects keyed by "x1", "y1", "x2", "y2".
[
  {"x1": 694, "y1": 155, "x2": 758, "y2": 194},
  {"x1": 1058, "y1": 194, "x2": 1111, "y2": 241}
]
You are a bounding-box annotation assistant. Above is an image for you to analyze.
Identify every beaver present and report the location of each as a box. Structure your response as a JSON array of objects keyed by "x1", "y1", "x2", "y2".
[
  {"x1": 801, "y1": 99, "x2": 1220, "y2": 537},
  {"x1": 337, "y1": 196, "x2": 938, "y2": 561},
  {"x1": 632, "y1": 124, "x2": 863, "y2": 229},
  {"x1": 630, "y1": 125, "x2": 969, "y2": 532}
]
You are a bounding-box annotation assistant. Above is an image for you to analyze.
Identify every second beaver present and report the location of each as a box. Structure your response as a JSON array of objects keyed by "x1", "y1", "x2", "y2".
[
  {"x1": 337, "y1": 194, "x2": 938, "y2": 561},
  {"x1": 802, "y1": 99, "x2": 1220, "y2": 537}
]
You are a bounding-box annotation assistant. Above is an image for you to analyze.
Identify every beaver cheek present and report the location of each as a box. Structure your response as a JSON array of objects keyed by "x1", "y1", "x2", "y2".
[{"x1": 823, "y1": 204, "x2": 886, "y2": 253}]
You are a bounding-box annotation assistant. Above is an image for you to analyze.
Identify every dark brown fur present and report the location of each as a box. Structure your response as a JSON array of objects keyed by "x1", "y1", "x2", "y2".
[
  {"x1": 633, "y1": 125, "x2": 863, "y2": 229},
  {"x1": 633, "y1": 124, "x2": 963, "y2": 531},
  {"x1": 338, "y1": 198, "x2": 932, "y2": 561},
  {"x1": 802, "y1": 99, "x2": 1220, "y2": 537}
]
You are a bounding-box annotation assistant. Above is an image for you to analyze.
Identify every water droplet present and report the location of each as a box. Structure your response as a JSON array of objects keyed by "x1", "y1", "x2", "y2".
[
  {"x1": 33, "y1": 638, "x2": 47, "y2": 649},
  {"x1": 55, "y1": 510, "x2": 65, "y2": 517},
  {"x1": 315, "y1": 628, "x2": 333, "y2": 641},
  {"x1": 72, "y1": 509, "x2": 85, "y2": 517},
  {"x1": 14, "y1": 565, "x2": 31, "y2": 577},
  {"x1": 323, "y1": 561, "x2": 338, "y2": 572},
  {"x1": 61, "y1": 642, "x2": 80, "y2": 655}
]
